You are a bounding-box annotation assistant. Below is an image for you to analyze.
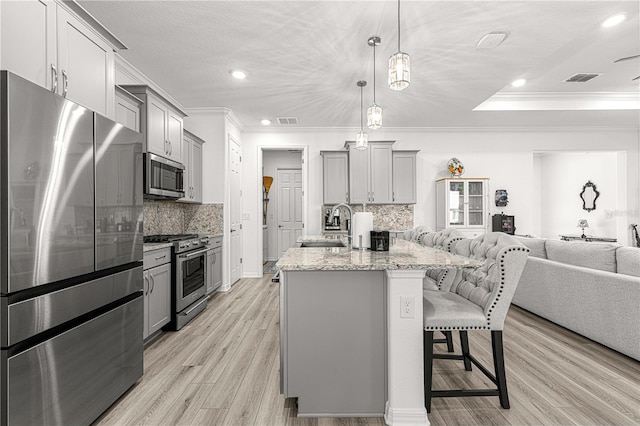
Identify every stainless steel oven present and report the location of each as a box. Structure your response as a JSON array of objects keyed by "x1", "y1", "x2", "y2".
[
  {"x1": 144, "y1": 234, "x2": 211, "y2": 330},
  {"x1": 144, "y1": 152, "x2": 185, "y2": 199}
]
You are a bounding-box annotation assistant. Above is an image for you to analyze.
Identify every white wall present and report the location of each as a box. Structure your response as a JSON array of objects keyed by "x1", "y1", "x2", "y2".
[
  {"x1": 241, "y1": 128, "x2": 639, "y2": 277},
  {"x1": 262, "y1": 150, "x2": 303, "y2": 260},
  {"x1": 538, "y1": 151, "x2": 621, "y2": 239}
]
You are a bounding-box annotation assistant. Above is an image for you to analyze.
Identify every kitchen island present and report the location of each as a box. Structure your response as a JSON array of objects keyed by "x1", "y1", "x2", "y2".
[{"x1": 276, "y1": 236, "x2": 481, "y2": 425}]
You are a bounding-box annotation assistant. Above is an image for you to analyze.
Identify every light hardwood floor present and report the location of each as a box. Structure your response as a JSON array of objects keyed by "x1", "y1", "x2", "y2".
[{"x1": 95, "y1": 275, "x2": 640, "y2": 426}]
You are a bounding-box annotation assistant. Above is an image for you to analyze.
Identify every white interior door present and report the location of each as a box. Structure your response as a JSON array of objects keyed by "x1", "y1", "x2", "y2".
[
  {"x1": 229, "y1": 136, "x2": 242, "y2": 285},
  {"x1": 277, "y1": 168, "x2": 303, "y2": 259}
]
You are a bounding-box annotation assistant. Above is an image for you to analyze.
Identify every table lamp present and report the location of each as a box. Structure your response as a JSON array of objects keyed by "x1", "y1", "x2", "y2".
[{"x1": 577, "y1": 219, "x2": 589, "y2": 238}]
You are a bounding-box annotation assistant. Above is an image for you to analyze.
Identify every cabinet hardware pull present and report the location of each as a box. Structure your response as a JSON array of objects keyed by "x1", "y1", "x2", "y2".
[
  {"x1": 150, "y1": 274, "x2": 155, "y2": 293},
  {"x1": 393, "y1": 192, "x2": 395, "y2": 202},
  {"x1": 50, "y1": 64, "x2": 58, "y2": 93},
  {"x1": 154, "y1": 254, "x2": 166, "y2": 260},
  {"x1": 61, "y1": 70, "x2": 68, "y2": 97},
  {"x1": 144, "y1": 275, "x2": 149, "y2": 295}
]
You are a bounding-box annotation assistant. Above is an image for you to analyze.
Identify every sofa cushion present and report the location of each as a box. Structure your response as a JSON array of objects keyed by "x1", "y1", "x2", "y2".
[
  {"x1": 545, "y1": 240, "x2": 619, "y2": 273},
  {"x1": 616, "y1": 247, "x2": 640, "y2": 277},
  {"x1": 514, "y1": 236, "x2": 547, "y2": 259}
]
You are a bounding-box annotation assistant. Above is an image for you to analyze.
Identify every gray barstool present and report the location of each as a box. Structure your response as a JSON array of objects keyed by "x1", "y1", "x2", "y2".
[
  {"x1": 422, "y1": 233, "x2": 529, "y2": 412},
  {"x1": 420, "y1": 228, "x2": 466, "y2": 351}
]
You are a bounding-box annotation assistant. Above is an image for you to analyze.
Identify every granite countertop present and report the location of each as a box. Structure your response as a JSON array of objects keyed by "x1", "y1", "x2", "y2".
[
  {"x1": 276, "y1": 235, "x2": 482, "y2": 271},
  {"x1": 143, "y1": 242, "x2": 173, "y2": 252}
]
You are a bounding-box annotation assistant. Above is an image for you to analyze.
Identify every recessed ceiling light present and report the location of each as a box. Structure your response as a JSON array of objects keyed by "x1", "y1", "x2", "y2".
[
  {"x1": 511, "y1": 78, "x2": 526, "y2": 87},
  {"x1": 602, "y1": 13, "x2": 626, "y2": 28},
  {"x1": 230, "y1": 69, "x2": 247, "y2": 80},
  {"x1": 260, "y1": 119, "x2": 271, "y2": 126}
]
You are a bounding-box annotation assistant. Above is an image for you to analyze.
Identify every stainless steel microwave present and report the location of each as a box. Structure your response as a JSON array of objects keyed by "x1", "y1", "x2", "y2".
[{"x1": 144, "y1": 153, "x2": 185, "y2": 199}]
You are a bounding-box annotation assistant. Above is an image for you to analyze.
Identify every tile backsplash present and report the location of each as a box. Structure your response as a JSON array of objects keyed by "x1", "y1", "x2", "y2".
[
  {"x1": 144, "y1": 200, "x2": 223, "y2": 236},
  {"x1": 322, "y1": 204, "x2": 414, "y2": 231}
]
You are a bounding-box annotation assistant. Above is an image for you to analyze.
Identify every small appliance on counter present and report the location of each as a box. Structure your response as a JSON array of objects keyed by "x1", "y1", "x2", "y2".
[
  {"x1": 370, "y1": 231, "x2": 390, "y2": 251},
  {"x1": 324, "y1": 208, "x2": 341, "y2": 231},
  {"x1": 351, "y1": 212, "x2": 373, "y2": 249}
]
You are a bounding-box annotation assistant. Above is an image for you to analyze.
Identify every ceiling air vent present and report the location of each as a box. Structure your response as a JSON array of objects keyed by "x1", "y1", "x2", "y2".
[
  {"x1": 563, "y1": 73, "x2": 601, "y2": 83},
  {"x1": 476, "y1": 32, "x2": 509, "y2": 49},
  {"x1": 277, "y1": 117, "x2": 298, "y2": 125}
]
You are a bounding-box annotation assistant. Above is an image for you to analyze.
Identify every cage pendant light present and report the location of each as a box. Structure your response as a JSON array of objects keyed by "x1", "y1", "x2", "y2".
[
  {"x1": 355, "y1": 81, "x2": 368, "y2": 150},
  {"x1": 367, "y1": 36, "x2": 382, "y2": 129},
  {"x1": 388, "y1": 0, "x2": 410, "y2": 90}
]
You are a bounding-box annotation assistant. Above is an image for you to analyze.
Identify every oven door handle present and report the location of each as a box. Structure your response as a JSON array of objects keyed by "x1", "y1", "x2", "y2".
[
  {"x1": 180, "y1": 296, "x2": 210, "y2": 316},
  {"x1": 177, "y1": 248, "x2": 212, "y2": 259}
]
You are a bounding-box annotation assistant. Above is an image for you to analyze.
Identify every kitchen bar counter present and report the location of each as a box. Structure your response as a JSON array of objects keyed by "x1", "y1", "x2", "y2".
[
  {"x1": 277, "y1": 236, "x2": 481, "y2": 425},
  {"x1": 277, "y1": 236, "x2": 479, "y2": 271}
]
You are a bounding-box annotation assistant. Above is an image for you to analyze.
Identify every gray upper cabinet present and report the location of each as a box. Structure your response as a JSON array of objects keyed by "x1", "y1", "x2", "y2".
[
  {"x1": 321, "y1": 151, "x2": 349, "y2": 204},
  {"x1": 0, "y1": 0, "x2": 123, "y2": 118},
  {"x1": 115, "y1": 86, "x2": 142, "y2": 132},
  {"x1": 179, "y1": 130, "x2": 204, "y2": 203},
  {"x1": 120, "y1": 85, "x2": 186, "y2": 163},
  {"x1": 347, "y1": 141, "x2": 393, "y2": 204},
  {"x1": 392, "y1": 151, "x2": 418, "y2": 204}
]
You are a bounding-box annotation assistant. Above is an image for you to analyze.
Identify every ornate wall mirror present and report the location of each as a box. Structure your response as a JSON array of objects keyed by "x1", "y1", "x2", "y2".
[{"x1": 580, "y1": 180, "x2": 599, "y2": 212}]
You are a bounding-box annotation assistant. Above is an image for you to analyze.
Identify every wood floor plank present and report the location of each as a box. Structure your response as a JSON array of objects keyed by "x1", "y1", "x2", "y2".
[{"x1": 94, "y1": 277, "x2": 640, "y2": 426}]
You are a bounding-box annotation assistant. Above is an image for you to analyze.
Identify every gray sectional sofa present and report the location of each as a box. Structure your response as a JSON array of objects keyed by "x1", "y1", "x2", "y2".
[{"x1": 512, "y1": 236, "x2": 640, "y2": 360}]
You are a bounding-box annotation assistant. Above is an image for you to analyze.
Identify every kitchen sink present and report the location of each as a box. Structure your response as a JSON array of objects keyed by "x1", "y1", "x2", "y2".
[{"x1": 299, "y1": 241, "x2": 346, "y2": 248}]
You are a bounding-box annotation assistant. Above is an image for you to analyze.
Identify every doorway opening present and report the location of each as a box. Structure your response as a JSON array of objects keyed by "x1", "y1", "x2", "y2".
[{"x1": 262, "y1": 149, "x2": 304, "y2": 268}]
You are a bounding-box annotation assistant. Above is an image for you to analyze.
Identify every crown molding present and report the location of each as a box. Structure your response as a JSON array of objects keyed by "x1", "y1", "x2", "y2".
[
  {"x1": 114, "y1": 55, "x2": 187, "y2": 114},
  {"x1": 241, "y1": 125, "x2": 639, "y2": 134},
  {"x1": 185, "y1": 107, "x2": 245, "y2": 132},
  {"x1": 475, "y1": 91, "x2": 640, "y2": 111}
]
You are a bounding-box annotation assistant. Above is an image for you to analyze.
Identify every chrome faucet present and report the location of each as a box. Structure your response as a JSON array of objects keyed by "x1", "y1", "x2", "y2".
[{"x1": 330, "y1": 203, "x2": 353, "y2": 244}]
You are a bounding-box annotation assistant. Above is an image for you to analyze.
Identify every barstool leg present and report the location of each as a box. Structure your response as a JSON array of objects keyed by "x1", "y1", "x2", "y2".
[
  {"x1": 443, "y1": 331, "x2": 454, "y2": 352},
  {"x1": 459, "y1": 331, "x2": 472, "y2": 371},
  {"x1": 424, "y1": 330, "x2": 434, "y2": 413},
  {"x1": 492, "y1": 330, "x2": 510, "y2": 409}
]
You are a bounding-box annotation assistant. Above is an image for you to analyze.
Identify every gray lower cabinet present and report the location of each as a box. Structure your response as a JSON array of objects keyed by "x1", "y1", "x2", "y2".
[
  {"x1": 207, "y1": 236, "x2": 223, "y2": 294},
  {"x1": 280, "y1": 270, "x2": 386, "y2": 416},
  {"x1": 143, "y1": 248, "x2": 171, "y2": 339}
]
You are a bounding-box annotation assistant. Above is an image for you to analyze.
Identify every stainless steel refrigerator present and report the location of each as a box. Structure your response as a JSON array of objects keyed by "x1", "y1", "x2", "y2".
[{"x1": 0, "y1": 71, "x2": 144, "y2": 425}]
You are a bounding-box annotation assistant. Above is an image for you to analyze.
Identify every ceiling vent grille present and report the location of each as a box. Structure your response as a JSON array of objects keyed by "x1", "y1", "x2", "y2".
[
  {"x1": 277, "y1": 117, "x2": 298, "y2": 125},
  {"x1": 476, "y1": 32, "x2": 509, "y2": 49},
  {"x1": 563, "y1": 73, "x2": 601, "y2": 83}
]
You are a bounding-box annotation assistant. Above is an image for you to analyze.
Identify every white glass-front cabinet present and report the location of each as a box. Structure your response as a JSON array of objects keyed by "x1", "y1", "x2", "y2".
[{"x1": 436, "y1": 178, "x2": 489, "y2": 238}]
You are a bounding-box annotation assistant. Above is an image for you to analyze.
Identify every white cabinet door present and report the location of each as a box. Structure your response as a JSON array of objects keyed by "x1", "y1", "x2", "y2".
[
  {"x1": 146, "y1": 92, "x2": 169, "y2": 157},
  {"x1": 213, "y1": 247, "x2": 222, "y2": 290},
  {"x1": 436, "y1": 178, "x2": 489, "y2": 235},
  {"x1": 115, "y1": 87, "x2": 141, "y2": 131},
  {"x1": 369, "y1": 143, "x2": 393, "y2": 203},
  {"x1": 57, "y1": 6, "x2": 114, "y2": 116},
  {"x1": 179, "y1": 135, "x2": 193, "y2": 202},
  {"x1": 167, "y1": 109, "x2": 184, "y2": 162},
  {"x1": 191, "y1": 139, "x2": 203, "y2": 203},
  {"x1": 392, "y1": 151, "x2": 417, "y2": 204},
  {"x1": 0, "y1": 0, "x2": 57, "y2": 90},
  {"x1": 348, "y1": 147, "x2": 369, "y2": 204},
  {"x1": 322, "y1": 151, "x2": 349, "y2": 204},
  {"x1": 147, "y1": 263, "x2": 171, "y2": 336}
]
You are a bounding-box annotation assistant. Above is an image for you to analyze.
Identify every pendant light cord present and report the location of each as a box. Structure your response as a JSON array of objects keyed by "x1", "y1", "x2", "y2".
[
  {"x1": 397, "y1": 0, "x2": 401, "y2": 51},
  {"x1": 373, "y1": 43, "x2": 376, "y2": 103},
  {"x1": 360, "y1": 86, "x2": 364, "y2": 130}
]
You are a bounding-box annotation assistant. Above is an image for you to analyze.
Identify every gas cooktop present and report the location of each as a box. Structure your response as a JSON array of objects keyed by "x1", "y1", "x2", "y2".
[{"x1": 143, "y1": 234, "x2": 199, "y2": 243}]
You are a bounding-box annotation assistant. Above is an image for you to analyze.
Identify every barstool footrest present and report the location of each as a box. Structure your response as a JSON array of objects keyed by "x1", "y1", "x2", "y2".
[{"x1": 432, "y1": 389, "x2": 500, "y2": 398}]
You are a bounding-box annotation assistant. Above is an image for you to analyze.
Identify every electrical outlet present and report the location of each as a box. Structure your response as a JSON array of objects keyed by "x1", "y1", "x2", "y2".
[{"x1": 400, "y1": 296, "x2": 415, "y2": 318}]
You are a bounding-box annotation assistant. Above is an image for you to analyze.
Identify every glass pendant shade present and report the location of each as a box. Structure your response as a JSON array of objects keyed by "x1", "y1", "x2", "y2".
[
  {"x1": 355, "y1": 131, "x2": 368, "y2": 150},
  {"x1": 367, "y1": 104, "x2": 382, "y2": 129},
  {"x1": 389, "y1": 51, "x2": 410, "y2": 90}
]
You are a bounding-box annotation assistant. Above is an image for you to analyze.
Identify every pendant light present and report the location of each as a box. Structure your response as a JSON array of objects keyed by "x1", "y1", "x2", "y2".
[
  {"x1": 355, "y1": 80, "x2": 368, "y2": 150},
  {"x1": 388, "y1": 0, "x2": 410, "y2": 90},
  {"x1": 367, "y1": 36, "x2": 382, "y2": 129}
]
